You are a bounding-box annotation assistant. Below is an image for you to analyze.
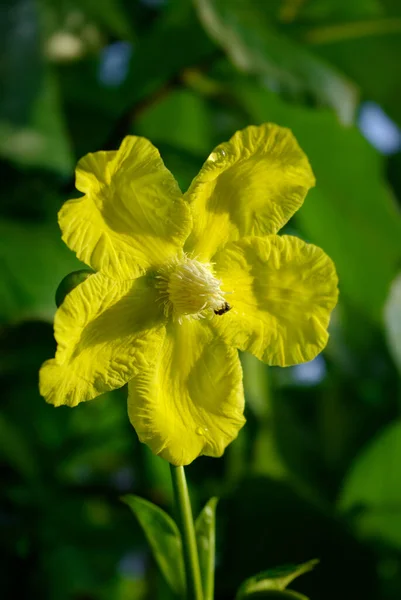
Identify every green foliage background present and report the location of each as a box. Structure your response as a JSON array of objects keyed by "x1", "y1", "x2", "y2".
[{"x1": 1, "y1": 0, "x2": 401, "y2": 598}]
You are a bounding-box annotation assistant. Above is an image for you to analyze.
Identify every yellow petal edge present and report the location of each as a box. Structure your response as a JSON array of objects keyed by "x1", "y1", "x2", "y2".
[
  {"x1": 39, "y1": 272, "x2": 165, "y2": 407},
  {"x1": 59, "y1": 136, "x2": 192, "y2": 280},
  {"x1": 184, "y1": 123, "x2": 315, "y2": 260},
  {"x1": 213, "y1": 235, "x2": 338, "y2": 366},
  {"x1": 128, "y1": 320, "x2": 245, "y2": 466}
]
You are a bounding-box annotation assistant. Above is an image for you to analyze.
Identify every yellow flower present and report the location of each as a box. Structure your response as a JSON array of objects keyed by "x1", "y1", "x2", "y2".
[{"x1": 39, "y1": 124, "x2": 338, "y2": 466}]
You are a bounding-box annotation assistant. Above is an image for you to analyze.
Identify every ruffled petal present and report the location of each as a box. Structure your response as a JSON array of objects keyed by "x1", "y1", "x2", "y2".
[
  {"x1": 184, "y1": 123, "x2": 315, "y2": 260},
  {"x1": 59, "y1": 136, "x2": 192, "y2": 279},
  {"x1": 39, "y1": 272, "x2": 165, "y2": 407},
  {"x1": 128, "y1": 320, "x2": 245, "y2": 466},
  {"x1": 213, "y1": 235, "x2": 338, "y2": 366}
]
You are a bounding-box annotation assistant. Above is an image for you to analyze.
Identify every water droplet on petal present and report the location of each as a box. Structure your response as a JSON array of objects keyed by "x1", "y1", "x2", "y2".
[{"x1": 195, "y1": 427, "x2": 204, "y2": 436}]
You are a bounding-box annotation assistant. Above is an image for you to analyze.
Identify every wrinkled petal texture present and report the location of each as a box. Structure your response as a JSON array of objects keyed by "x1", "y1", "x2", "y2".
[
  {"x1": 128, "y1": 320, "x2": 245, "y2": 466},
  {"x1": 184, "y1": 123, "x2": 315, "y2": 260},
  {"x1": 213, "y1": 235, "x2": 338, "y2": 366},
  {"x1": 39, "y1": 272, "x2": 165, "y2": 407},
  {"x1": 59, "y1": 136, "x2": 192, "y2": 279}
]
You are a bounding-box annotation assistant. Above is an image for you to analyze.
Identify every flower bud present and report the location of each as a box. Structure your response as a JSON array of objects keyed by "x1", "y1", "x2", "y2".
[{"x1": 55, "y1": 269, "x2": 94, "y2": 307}]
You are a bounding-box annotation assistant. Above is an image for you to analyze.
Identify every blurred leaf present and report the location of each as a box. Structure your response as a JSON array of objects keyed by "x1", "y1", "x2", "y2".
[
  {"x1": 306, "y1": 23, "x2": 401, "y2": 127},
  {"x1": 59, "y1": 3, "x2": 216, "y2": 157},
  {"x1": 77, "y1": 0, "x2": 134, "y2": 40},
  {"x1": 241, "y1": 353, "x2": 287, "y2": 479},
  {"x1": 236, "y1": 560, "x2": 318, "y2": 599},
  {"x1": 194, "y1": 0, "x2": 357, "y2": 123},
  {"x1": 286, "y1": 0, "x2": 382, "y2": 21},
  {"x1": 0, "y1": 0, "x2": 42, "y2": 124},
  {"x1": 0, "y1": 218, "x2": 82, "y2": 322},
  {"x1": 384, "y1": 272, "x2": 401, "y2": 372},
  {"x1": 339, "y1": 420, "x2": 401, "y2": 548},
  {"x1": 135, "y1": 89, "x2": 212, "y2": 155},
  {"x1": 285, "y1": 0, "x2": 401, "y2": 125},
  {"x1": 237, "y1": 590, "x2": 309, "y2": 599},
  {"x1": 0, "y1": 413, "x2": 39, "y2": 482},
  {"x1": 0, "y1": 70, "x2": 73, "y2": 174},
  {"x1": 195, "y1": 497, "x2": 218, "y2": 600},
  {"x1": 122, "y1": 495, "x2": 185, "y2": 595},
  {"x1": 236, "y1": 82, "x2": 401, "y2": 321},
  {"x1": 219, "y1": 476, "x2": 377, "y2": 599}
]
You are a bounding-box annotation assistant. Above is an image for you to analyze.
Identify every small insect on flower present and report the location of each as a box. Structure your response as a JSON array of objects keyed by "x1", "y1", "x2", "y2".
[
  {"x1": 214, "y1": 302, "x2": 231, "y2": 316},
  {"x1": 39, "y1": 123, "x2": 338, "y2": 467}
]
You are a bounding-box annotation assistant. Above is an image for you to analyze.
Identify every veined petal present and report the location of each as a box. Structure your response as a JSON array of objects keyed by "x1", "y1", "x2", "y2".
[
  {"x1": 213, "y1": 235, "x2": 338, "y2": 366},
  {"x1": 60, "y1": 136, "x2": 192, "y2": 279},
  {"x1": 128, "y1": 320, "x2": 245, "y2": 466},
  {"x1": 39, "y1": 272, "x2": 165, "y2": 407},
  {"x1": 184, "y1": 123, "x2": 315, "y2": 260}
]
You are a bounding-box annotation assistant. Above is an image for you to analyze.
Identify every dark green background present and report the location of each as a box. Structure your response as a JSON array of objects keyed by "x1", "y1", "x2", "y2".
[{"x1": 1, "y1": 0, "x2": 401, "y2": 598}]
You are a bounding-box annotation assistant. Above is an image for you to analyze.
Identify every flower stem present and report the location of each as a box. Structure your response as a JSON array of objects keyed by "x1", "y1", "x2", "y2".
[{"x1": 170, "y1": 464, "x2": 204, "y2": 600}]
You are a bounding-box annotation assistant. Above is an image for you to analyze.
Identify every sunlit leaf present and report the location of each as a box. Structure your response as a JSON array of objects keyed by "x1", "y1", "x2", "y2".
[
  {"x1": 122, "y1": 495, "x2": 185, "y2": 595},
  {"x1": 194, "y1": 0, "x2": 357, "y2": 123},
  {"x1": 307, "y1": 22, "x2": 401, "y2": 128},
  {"x1": 236, "y1": 559, "x2": 317, "y2": 599}
]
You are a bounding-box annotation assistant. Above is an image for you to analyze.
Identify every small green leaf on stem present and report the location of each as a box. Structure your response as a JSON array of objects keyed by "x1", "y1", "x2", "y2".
[
  {"x1": 195, "y1": 497, "x2": 218, "y2": 600},
  {"x1": 236, "y1": 559, "x2": 318, "y2": 599},
  {"x1": 122, "y1": 494, "x2": 186, "y2": 596}
]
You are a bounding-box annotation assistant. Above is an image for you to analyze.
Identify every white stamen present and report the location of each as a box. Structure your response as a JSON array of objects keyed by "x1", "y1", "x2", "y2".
[{"x1": 156, "y1": 255, "x2": 226, "y2": 322}]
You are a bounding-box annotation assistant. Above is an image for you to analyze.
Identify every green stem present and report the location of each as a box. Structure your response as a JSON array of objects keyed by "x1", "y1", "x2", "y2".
[{"x1": 170, "y1": 465, "x2": 204, "y2": 600}]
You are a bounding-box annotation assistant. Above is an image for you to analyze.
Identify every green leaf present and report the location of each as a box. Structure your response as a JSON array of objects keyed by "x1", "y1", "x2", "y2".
[
  {"x1": 122, "y1": 495, "x2": 185, "y2": 596},
  {"x1": 236, "y1": 559, "x2": 318, "y2": 599},
  {"x1": 235, "y1": 82, "x2": 401, "y2": 321},
  {"x1": 195, "y1": 497, "x2": 218, "y2": 600},
  {"x1": 0, "y1": 70, "x2": 73, "y2": 175},
  {"x1": 0, "y1": 218, "x2": 83, "y2": 323},
  {"x1": 194, "y1": 0, "x2": 357, "y2": 123},
  {"x1": 76, "y1": 0, "x2": 134, "y2": 40},
  {"x1": 0, "y1": 0, "x2": 43, "y2": 125},
  {"x1": 339, "y1": 420, "x2": 401, "y2": 548},
  {"x1": 0, "y1": 413, "x2": 39, "y2": 483},
  {"x1": 237, "y1": 591, "x2": 309, "y2": 600},
  {"x1": 384, "y1": 272, "x2": 401, "y2": 373},
  {"x1": 135, "y1": 89, "x2": 212, "y2": 155},
  {"x1": 306, "y1": 18, "x2": 401, "y2": 127}
]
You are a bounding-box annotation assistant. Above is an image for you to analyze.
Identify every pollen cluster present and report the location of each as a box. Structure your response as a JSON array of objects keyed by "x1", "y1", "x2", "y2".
[{"x1": 156, "y1": 256, "x2": 226, "y2": 322}]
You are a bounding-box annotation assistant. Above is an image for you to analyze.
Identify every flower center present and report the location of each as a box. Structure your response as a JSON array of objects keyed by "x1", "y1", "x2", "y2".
[{"x1": 156, "y1": 256, "x2": 226, "y2": 322}]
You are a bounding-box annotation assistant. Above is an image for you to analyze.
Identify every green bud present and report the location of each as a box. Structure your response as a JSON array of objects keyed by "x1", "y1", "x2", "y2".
[{"x1": 55, "y1": 269, "x2": 94, "y2": 307}]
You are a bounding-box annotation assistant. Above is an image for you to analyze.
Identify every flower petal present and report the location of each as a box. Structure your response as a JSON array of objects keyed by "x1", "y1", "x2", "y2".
[
  {"x1": 39, "y1": 272, "x2": 165, "y2": 407},
  {"x1": 60, "y1": 136, "x2": 192, "y2": 279},
  {"x1": 184, "y1": 123, "x2": 315, "y2": 260},
  {"x1": 128, "y1": 320, "x2": 245, "y2": 466},
  {"x1": 213, "y1": 235, "x2": 338, "y2": 366}
]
